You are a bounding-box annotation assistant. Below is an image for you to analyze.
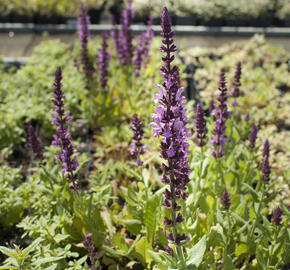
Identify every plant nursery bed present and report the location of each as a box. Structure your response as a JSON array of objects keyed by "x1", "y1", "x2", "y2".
[{"x1": 0, "y1": 5, "x2": 289, "y2": 270}]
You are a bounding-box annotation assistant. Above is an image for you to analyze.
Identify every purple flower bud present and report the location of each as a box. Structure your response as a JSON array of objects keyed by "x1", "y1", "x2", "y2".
[
  {"x1": 98, "y1": 31, "x2": 111, "y2": 89},
  {"x1": 78, "y1": 5, "x2": 94, "y2": 79},
  {"x1": 176, "y1": 213, "x2": 184, "y2": 223},
  {"x1": 130, "y1": 114, "x2": 145, "y2": 165},
  {"x1": 244, "y1": 112, "x2": 250, "y2": 122},
  {"x1": 272, "y1": 206, "x2": 283, "y2": 226},
  {"x1": 263, "y1": 139, "x2": 270, "y2": 158},
  {"x1": 211, "y1": 72, "x2": 230, "y2": 158},
  {"x1": 175, "y1": 233, "x2": 187, "y2": 245},
  {"x1": 163, "y1": 217, "x2": 173, "y2": 226},
  {"x1": 194, "y1": 103, "x2": 207, "y2": 147},
  {"x1": 167, "y1": 232, "x2": 174, "y2": 241},
  {"x1": 51, "y1": 67, "x2": 79, "y2": 190},
  {"x1": 221, "y1": 190, "x2": 231, "y2": 210},
  {"x1": 249, "y1": 124, "x2": 259, "y2": 149},
  {"x1": 28, "y1": 124, "x2": 43, "y2": 159},
  {"x1": 165, "y1": 244, "x2": 174, "y2": 256},
  {"x1": 83, "y1": 233, "x2": 97, "y2": 270}
]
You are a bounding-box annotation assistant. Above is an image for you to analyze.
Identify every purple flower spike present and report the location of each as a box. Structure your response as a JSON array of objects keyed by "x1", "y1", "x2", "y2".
[
  {"x1": 261, "y1": 139, "x2": 271, "y2": 181},
  {"x1": 83, "y1": 233, "x2": 98, "y2": 270},
  {"x1": 78, "y1": 5, "x2": 94, "y2": 79},
  {"x1": 51, "y1": 67, "x2": 79, "y2": 190},
  {"x1": 244, "y1": 112, "x2": 250, "y2": 122},
  {"x1": 28, "y1": 124, "x2": 43, "y2": 159},
  {"x1": 134, "y1": 17, "x2": 154, "y2": 76},
  {"x1": 130, "y1": 114, "x2": 145, "y2": 165},
  {"x1": 231, "y1": 61, "x2": 242, "y2": 106},
  {"x1": 221, "y1": 190, "x2": 231, "y2": 210},
  {"x1": 194, "y1": 103, "x2": 207, "y2": 147},
  {"x1": 98, "y1": 31, "x2": 111, "y2": 89},
  {"x1": 110, "y1": 14, "x2": 123, "y2": 62},
  {"x1": 249, "y1": 124, "x2": 259, "y2": 150},
  {"x1": 151, "y1": 7, "x2": 190, "y2": 255},
  {"x1": 211, "y1": 72, "x2": 230, "y2": 158},
  {"x1": 272, "y1": 206, "x2": 283, "y2": 226},
  {"x1": 119, "y1": 0, "x2": 134, "y2": 65}
]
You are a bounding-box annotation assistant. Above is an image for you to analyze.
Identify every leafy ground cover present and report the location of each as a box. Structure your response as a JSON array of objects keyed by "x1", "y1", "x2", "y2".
[{"x1": 0, "y1": 5, "x2": 289, "y2": 270}]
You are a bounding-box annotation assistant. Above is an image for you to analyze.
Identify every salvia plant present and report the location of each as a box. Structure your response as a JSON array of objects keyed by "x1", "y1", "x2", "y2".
[{"x1": 0, "y1": 3, "x2": 289, "y2": 270}]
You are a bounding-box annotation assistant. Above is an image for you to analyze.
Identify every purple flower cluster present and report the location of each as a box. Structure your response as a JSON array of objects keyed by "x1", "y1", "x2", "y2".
[
  {"x1": 130, "y1": 114, "x2": 146, "y2": 166},
  {"x1": 98, "y1": 31, "x2": 111, "y2": 89},
  {"x1": 221, "y1": 190, "x2": 231, "y2": 210},
  {"x1": 151, "y1": 7, "x2": 190, "y2": 253},
  {"x1": 51, "y1": 67, "x2": 79, "y2": 190},
  {"x1": 133, "y1": 17, "x2": 154, "y2": 76},
  {"x1": 194, "y1": 103, "x2": 207, "y2": 147},
  {"x1": 78, "y1": 5, "x2": 94, "y2": 79},
  {"x1": 28, "y1": 124, "x2": 43, "y2": 159},
  {"x1": 261, "y1": 139, "x2": 271, "y2": 181},
  {"x1": 211, "y1": 72, "x2": 230, "y2": 158},
  {"x1": 83, "y1": 233, "x2": 97, "y2": 270},
  {"x1": 231, "y1": 61, "x2": 242, "y2": 106},
  {"x1": 272, "y1": 206, "x2": 283, "y2": 226},
  {"x1": 249, "y1": 124, "x2": 259, "y2": 149}
]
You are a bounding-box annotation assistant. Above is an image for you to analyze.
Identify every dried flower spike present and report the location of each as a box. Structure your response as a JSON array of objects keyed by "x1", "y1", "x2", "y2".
[
  {"x1": 130, "y1": 114, "x2": 146, "y2": 165},
  {"x1": 28, "y1": 124, "x2": 43, "y2": 159},
  {"x1": 51, "y1": 67, "x2": 79, "y2": 190},
  {"x1": 194, "y1": 103, "x2": 207, "y2": 147}
]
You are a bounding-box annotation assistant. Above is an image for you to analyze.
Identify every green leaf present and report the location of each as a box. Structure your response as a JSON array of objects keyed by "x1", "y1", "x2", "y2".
[
  {"x1": 0, "y1": 246, "x2": 18, "y2": 258},
  {"x1": 22, "y1": 238, "x2": 42, "y2": 257},
  {"x1": 135, "y1": 236, "x2": 153, "y2": 266},
  {"x1": 235, "y1": 243, "x2": 248, "y2": 257},
  {"x1": 223, "y1": 255, "x2": 234, "y2": 270},
  {"x1": 32, "y1": 256, "x2": 65, "y2": 265},
  {"x1": 186, "y1": 235, "x2": 206, "y2": 267},
  {"x1": 144, "y1": 194, "x2": 161, "y2": 246}
]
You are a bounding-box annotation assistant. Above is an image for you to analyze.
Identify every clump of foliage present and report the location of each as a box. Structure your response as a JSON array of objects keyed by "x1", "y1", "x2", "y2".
[{"x1": 0, "y1": 4, "x2": 289, "y2": 270}]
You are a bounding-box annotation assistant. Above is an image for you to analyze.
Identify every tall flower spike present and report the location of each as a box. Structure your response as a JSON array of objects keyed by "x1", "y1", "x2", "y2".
[
  {"x1": 151, "y1": 7, "x2": 190, "y2": 255},
  {"x1": 83, "y1": 233, "x2": 98, "y2": 270},
  {"x1": 194, "y1": 103, "x2": 207, "y2": 147},
  {"x1": 231, "y1": 61, "x2": 242, "y2": 106},
  {"x1": 119, "y1": 0, "x2": 134, "y2": 65},
  {"x1": 272, "y1": 206, "x2": 283, "y2": 226},
  {"x1": 130, "y1": 114, "x2": 146, "y2": 165},
  {"x1": 110, "y1": 14, "x2": 123, "y2": 62},
  {"x1": 261, "y1": 139, "x2": 271, "y2": 181},
  {"x1": 78, "y1": 5, "x2": 94, "y2": 79},
  {"x1": 51, "y1": 67, "x2": 79, "y2": 190},
  {"x1": 211, "y1": 72, "x2": 230, "y2": 158},
  {"x1": 28, "y1": 124, "x2": 43, "y2": 159},
  {"x1": 98, "y1": 31, "x2": 111, "y2": 89},
  {"x1": 221, "y1": 190, "x2": 231, "y2": 210},
  {"x1": 249, "y1": 124, "x2": 259, "y2": 150}
]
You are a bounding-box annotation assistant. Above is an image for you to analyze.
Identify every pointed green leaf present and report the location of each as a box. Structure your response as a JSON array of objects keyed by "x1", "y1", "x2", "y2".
[{"x1": 186, "y1": 235, "x2": 206, "y2": 267}]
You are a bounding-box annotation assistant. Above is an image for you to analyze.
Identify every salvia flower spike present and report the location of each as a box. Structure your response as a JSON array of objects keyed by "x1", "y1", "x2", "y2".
[
  {"x1": 231, "y1": 61, "x2": 242, "y2": 106},
  {"x1": 261, "y1": 139, "x2": 271, "y2": 181},
  {"x1": 272, "y1": 206, "x2": 283, "y2": 226},
  {"x1": 249, "y1": 124, "x2": 259, "y2": 149},
  {"x1": 28, "y1": 124, "x2": 43, "y2": 159},
  {"x1": 130, "y1": 114, "x2": 146, "y2": 165},
  {"x1": 194, "y1": 103, "x2": 207, "y2": 147},
  {"x1": 98, "y1": 31, "x2": 111, "y2": 89},
  {"x1": 221, "y1": 190, "x2": 231, "y2": 210},
  {"x1": 51, "y1": 67, "x2": 79, "y2": 190},
  {"x1": 119, "y1": 0, "x2": 134, "y2": 65},
  {"x1": 211, "y1": 72, "x2": 230, "y2": 158},
  {"x1": 83, "y1": 233, "x2": 98, "y2": 270},
  {"x1": 151, "y1": 7, "x2": 190, "y2": 256},
  {"x1": 78, "y1": 4, "x2": 94, "y2": 79}
]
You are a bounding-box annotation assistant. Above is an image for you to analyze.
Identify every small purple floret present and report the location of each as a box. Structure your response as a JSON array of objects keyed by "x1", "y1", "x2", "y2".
[
  {"x1": 28, "y1": 124, "x2": 43, "y2": 159},
  {"x1": 221, "y1": 190, "x2": 231, "y2": 210},
  {"x1": 272, "y1": 206, "x2": 283, "y2": 226},
  {"x1": 249, "y1": 124, "x2": 259, "y2": 150}
]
